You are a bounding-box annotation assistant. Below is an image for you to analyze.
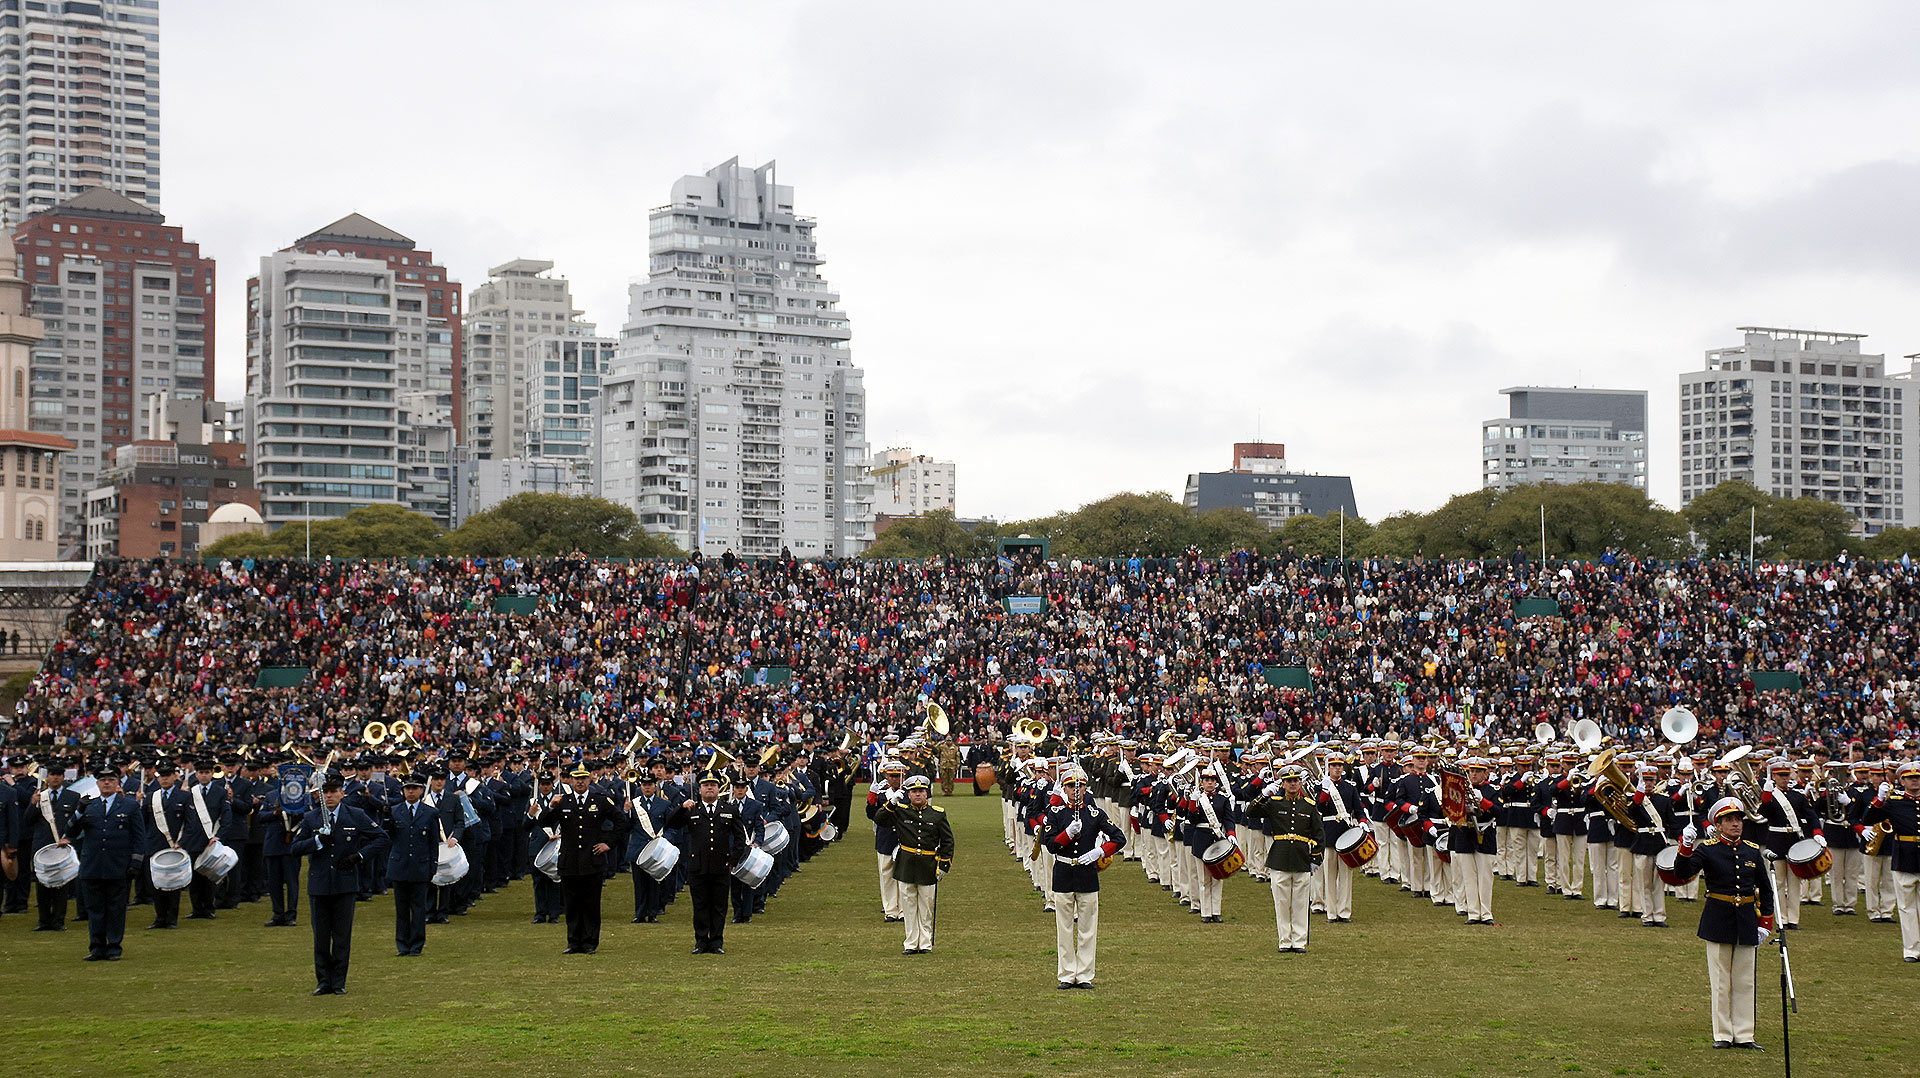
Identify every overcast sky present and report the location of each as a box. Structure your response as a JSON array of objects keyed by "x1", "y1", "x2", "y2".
[{"x1": 167, "y1": 1, "x2": 1920, "y2": 522}]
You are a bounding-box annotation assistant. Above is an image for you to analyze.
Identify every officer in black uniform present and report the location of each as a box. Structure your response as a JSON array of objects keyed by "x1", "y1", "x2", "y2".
[
  {"x1": 666, "y1": 771, "x2": 748, "y2": 955},
  {"x1": 1677, "y1": 796, "x2": 1774, "y2": 1051},
  {"x1": 536, "y1": 763, "x2": 630, "y2": 955}
]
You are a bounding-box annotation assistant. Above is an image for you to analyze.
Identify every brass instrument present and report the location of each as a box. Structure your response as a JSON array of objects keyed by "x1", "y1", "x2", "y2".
[
  {"x1": 1863, "y1": 819, "x2": 1894, "y2": 857},
  {"x1": 1660, "y1": 707, "x2": 1698, "y2": 746},
  {"x1": 758, "y1": 743, "x2": 782, "y2": 769},
  {"x1": 1585, "y1": 747, "x2": 1640, "y2": 832},
  {"x1": 702, "y1": 743, "x2": 738, "y2": 775},
  {"x1": 1014, "y1": 716, "x2": 1048, "y2": 744},
  {"x1": 362, "y1": 721, "x2": 390, "y2": 747},
  {"x1": 1713, "y1": 745, "x2": 1767, "y2": 822},
  {"x1": 1569, "y1": 719, "x2": 1603, "y2": 754},
  {"x1": 924, "y1": 701, "x2": 950, "y2": 740}
]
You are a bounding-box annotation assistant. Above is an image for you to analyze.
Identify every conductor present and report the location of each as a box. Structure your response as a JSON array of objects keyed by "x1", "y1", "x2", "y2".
[{"x1": 536, "y1": 763, "x2": 630, "y2": 955}]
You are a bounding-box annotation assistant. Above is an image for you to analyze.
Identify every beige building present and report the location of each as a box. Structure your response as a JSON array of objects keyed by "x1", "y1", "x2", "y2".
[
  {"x1": 0, "y1": 231, "x2": 67, "y2": 559},
  {"x1": 871, "y1": 447, "x2": 956, "y2": 516},
  {"x1": 462, "y1": 259, "x2": 595, "y2": 460}
]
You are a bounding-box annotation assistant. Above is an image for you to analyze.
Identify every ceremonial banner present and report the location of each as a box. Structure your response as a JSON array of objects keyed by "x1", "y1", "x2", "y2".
[
  {"x1": 278, "y1": 762, "x2": 314, "y2": 816},
  {"x1": 1439, "y1": 768, "x2": 1469, "y2": 825}
]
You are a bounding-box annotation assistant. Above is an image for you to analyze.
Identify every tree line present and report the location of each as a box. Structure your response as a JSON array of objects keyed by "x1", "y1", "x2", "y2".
[
  {"x1": 199, "y1": 494, "x2": 684, "y2": 561},
  {"x1": 865, "y1": 480, "x2": 1920, "y2": 562},
  {"x1": 198, "y1": 480, "x2": 1920, "y2": 564}
]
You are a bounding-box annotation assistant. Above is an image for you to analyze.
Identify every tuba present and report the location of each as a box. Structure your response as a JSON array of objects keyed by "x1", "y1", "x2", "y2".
[
  {"x1": 1712, "y1": 745, "x2": 1767, "y2": 822},
  {"x1": 1584, "y1": 747, "x2": 1639, "y2": 832},
  {"x1": 363, "y1": 721, "x2": 389, "y2": 747},
  {"x1": 1569, "y1": 719, "x2": 1603, "y2": 754},
  {"x1": 923, "y1": 701, "x2": 950, "y2": 740},
  {"x1": 1660, "y1": 707, "x2": 1698, "y2": 746}
]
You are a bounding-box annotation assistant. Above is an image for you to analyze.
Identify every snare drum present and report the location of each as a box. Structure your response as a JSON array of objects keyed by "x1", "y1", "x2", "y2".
[
  {"x1": 1786, "y1": 838, "x2": 1832, "y2": 881},
  {"x1": 760, "y1": 820, "x2": 790, "y2": 855},
  {"x1": 534, "y1": 836, "x2": 562, "y2": 881},
  {"x1": 148, "y1": 847, "x2": 192, "y2": 891},
  {"x1": 1334, "y1": 825, "x2": 1379, "y2": 869},
  {"x1": 433, "y1": 842, "x2": 470, "y2": 887},
  {"x1": 1654, "y1": 845, "x2": 1695, "y2": 887},
  {"x1": 194, "y1": 839, "x2": 239, "y2": 882},
  {"x1": 732, "y1": 847, "x2": 773, "y2": 888},
  {"x1": 1202, "y1": 836, "x2": 1245, "y2": 880},
  {"x1": 32, "y1": 844, "x2": 79, "y2": 889},
  {"x1": 634, "y1": 836, "x2": 680, "y2": 882}
]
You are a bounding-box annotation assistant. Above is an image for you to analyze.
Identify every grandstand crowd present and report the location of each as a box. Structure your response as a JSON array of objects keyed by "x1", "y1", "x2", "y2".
[{"x1": 5, "y1": 549, "x2": 1916, "y2": 753}]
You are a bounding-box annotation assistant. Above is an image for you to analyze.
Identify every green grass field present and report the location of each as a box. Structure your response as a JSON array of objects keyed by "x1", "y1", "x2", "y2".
[{"x1": 0, "y1": 796, "x2": 1909, "y2": 1077}]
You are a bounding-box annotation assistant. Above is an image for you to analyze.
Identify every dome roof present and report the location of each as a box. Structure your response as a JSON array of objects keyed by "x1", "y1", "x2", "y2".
[{"x1": 207, "y1": 502, "x2": 264, "y2": 524}]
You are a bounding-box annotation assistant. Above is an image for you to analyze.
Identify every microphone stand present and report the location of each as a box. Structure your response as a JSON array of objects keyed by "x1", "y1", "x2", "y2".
[{"x1": 1761, "y1": 851, "x2": 1796, "y2": 1078}]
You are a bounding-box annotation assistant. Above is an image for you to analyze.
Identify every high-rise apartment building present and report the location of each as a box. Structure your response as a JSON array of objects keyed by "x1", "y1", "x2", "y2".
[
  {"x1": 82, "y1": 397, "x2": 256, "y2": 559},
  {"x1": 462, "y1": 259, "x2": 594, "y2": 459},
  {"x1": 246, "y1": 214, "x2": 461, "y2": 528},
  {"x1": 599, "y1": 157, "x2": 873, "y2": 557},
  {"x1": 12, "y1": 186, "x2": 212, "y2": 553},
  {"x1": 1680, "y1": 326, "x2": 1915, "y2": 535},
  {"x1": 871, "y1": 447, "x2": 955, "y2": 517},
  {"x1": 1481, "y1": 386, "x2": 1647, "y2": 491},
  {"x1": 0, "y1": 0, "x2": 161, "y2": 226},
  {"x1": 0, "y1": 226, "x2": 66, "y2": 559}
]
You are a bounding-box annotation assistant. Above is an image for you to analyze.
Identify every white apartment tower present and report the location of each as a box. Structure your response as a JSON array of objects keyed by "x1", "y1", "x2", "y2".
[
  {"x1": 462, "y1": 258, "x2": 594, "y2": 459},
  {"x1": 1679, "y1": 326, "x2": 1915, "y2": 535},
  {"x1": 246, "y1": 249, "x2": 405, "y2": 525},
  {"x1": 1481, "y1": 386, "x2": 1648, "y2": 491},
  {"x1": 600, "y1": 158, "x2": 873, "y2": 557},
  {"x1": 0, "y1": 0, "x2": 162, "y2": 226}
]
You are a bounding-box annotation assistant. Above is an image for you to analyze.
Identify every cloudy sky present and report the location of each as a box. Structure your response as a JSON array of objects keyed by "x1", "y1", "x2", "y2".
[{"x1": 168, "y1": 1, "x2": 1920, "y2": 522}]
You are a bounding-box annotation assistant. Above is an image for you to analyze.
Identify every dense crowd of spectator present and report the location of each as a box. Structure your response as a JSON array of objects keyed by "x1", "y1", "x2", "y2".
[{"x1": 9, "y1": 548, "x2": 1918, "y2": 753}]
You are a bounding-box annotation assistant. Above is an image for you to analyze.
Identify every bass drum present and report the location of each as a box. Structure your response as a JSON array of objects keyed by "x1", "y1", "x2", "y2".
[
  {"x1": 148, "y1": 847, "x2": 192, "y2": 891},
  {"x1": 732, "y1": 847, "x2": 774, "y2": 889},
  {"x1": 194, "y1": 839, "x2": 239, "y2": 882},
  {"x1": 634, "y1": 836, "x2": 680, "y2": 882},
  {"x1": 433, "y1": 842, "x2": 470, "y2": 887},
  {"x1": 33, "y1": 844, "x2": 79, "y2": 889},
  {"x1": 1334, "y1": 825, "x2": 1379, "y2": 869},
  {"x1": 1202, "y1": 836, "x2": 1245, "y2": 880},
  {"x1": 534, "y1": 836, "x2": 562, "y2": 881},
  {"x1": 975, "y1": 762, "x2": 996, "y2": 791},
  {"x1": 761, "y1": 820, "x2": 790, "y2": 855},
  {"x1": 1786, "y1": 838, "x2": 1832, "y2": 881}
]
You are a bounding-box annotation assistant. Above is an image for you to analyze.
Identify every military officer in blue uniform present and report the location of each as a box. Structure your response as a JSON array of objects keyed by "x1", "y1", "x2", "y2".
[
  {"x1": 259, "y1": 764, "x2": 304, "y2": 927},
  {"x1": 291, "y1": 776, "x2": 391, "y2": 995},
  {"x1": 726, "y1": 771, "x2": 766, "y2": 923},
  {"x1": 70, "y1": 765, "x2": 145, "y2": 960},
  {"x1": 183, "y1": 756, "x2": 230, "y2": 921},
  {"x1": 627, "y1": 773, "x2": 675, "y2": 923},
  {"x1": 383, "y1": 772, "x2": 440, "y2": 956},
  {"x1": 141, "y1": 760, "x2": 200, "y2": 930},
  {"x1": 536, "y1": 763, "x2": 630, "y2": 955},
  {"x1": 1678, "y1": 796, "x2": 1774, "y2": 1051}
]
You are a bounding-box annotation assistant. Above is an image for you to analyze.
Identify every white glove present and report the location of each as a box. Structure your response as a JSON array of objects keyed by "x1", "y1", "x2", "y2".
[
  {"x1": 1075, "y1": 848, "x2": 1103, "y2": 866},
  {"x1": 1065, "y1": 815, "x2": 1084, "y2": 838},
  {"x1": 1838, "y1": 792, "x2": 1852, "y2": 807},
  {"x1": 1682, "y1": 824, "x2": 1697, "y2": 846},
  {"x1": 1880, "y1": 782, "x2": 1892, "y2": 799},
  {"x1": 1815, "y1": 834, "x2": 1828, "y2": 849},
  {"x1": 1763, "y1": 780, "x2": 1776, "y2": 794}
]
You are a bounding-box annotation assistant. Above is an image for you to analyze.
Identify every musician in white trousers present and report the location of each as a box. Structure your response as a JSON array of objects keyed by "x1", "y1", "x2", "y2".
[
  {"x1": 1183, "y1": 771, "x2": 1233, "y2": 921},
  {"x1": 1041, "y1": 768, "x2": 1124, "y2": 988},
  {"x1": 1318, "y1": 755, "x2": 1368, "y2": 922},
  {"x1": 1249, "y1": 767, "x2": 1321, "y2": 951},
  {"x1": 865, "y1": 760, "x2": 908, "y2": 922}
]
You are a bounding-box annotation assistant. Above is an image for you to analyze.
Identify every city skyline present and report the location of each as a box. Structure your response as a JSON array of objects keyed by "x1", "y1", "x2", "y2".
[{"x1": 139, "y1": 1, "x2": 1920, "y2": 523}]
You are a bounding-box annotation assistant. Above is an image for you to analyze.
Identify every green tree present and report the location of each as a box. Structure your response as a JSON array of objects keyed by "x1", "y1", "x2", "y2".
[
  {"x1": 1863, "y1": 526, "x2": 1920, "y2": 560},
  {"x1": 1415, "y1": 488, "x2": 1501, "y2": 558},
  {"x1": 1356, "y1": 511, "x2": 1424, "y2": 558},
  {"x1": 864, "y1": 508, "x2": 987, "y2": 559},
  {"x1": 1682, "y1": 480, "x2": 1852, "y2": 561},
  {"x1": 1190, "y1": 506, "x2": 1274, "y2": 556},
  {"x1": 443, "y1": 494, "x2": 677, "y2": 557},
  {"x1": 1270, "y1": 511, "x2": 1372, "y2": 559},
  {"x1": 1489, "y1": 482, "x2": 1688, "y2": 560},
  {"x1": 202, "y1": 504, "x2": 445, "y2": 559},
  {"x1": 1050, "y1": 492, "x2": 1197, "y2": 557}
]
